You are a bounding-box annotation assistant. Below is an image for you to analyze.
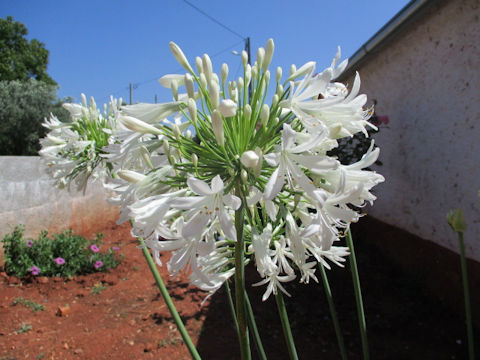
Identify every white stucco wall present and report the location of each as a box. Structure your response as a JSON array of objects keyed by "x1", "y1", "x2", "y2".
[
  {"x1": 0, "y1": 157, "x2": 118, "y2": 256},
  {"x1": 347, "y1": 0, "x2": 480, "y2": 260}
]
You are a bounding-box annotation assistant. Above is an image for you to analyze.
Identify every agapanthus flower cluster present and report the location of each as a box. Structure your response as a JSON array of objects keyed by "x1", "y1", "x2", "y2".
[
  {"x1": 40, "y1": 94, "x2": 121, "y2": 192},
  {"x1": 40, "y1": 38, "x2": 384, "y2": 301}
]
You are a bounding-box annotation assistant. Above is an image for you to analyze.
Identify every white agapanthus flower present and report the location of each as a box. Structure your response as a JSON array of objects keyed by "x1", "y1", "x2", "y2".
[
  {"x1": 39, "y1": 39, "x2": 384, "y2": 302},
  {"x1": 40, "y1": 94, "x2": 119, "y2": 192}
]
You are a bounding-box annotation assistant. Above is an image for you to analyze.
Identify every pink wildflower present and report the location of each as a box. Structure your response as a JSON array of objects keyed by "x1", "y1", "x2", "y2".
[
  {"x1": 94, "y1": 261, "x2": 103, "y2": 270},
  {"x1": 112, "y1": 246, "x2": 120, "y2": 251},
  {"x1": 90, "y1": 244, "x2": 100, "y2": 253},
  {"x1": 25, "y1": 239, "x2": 34, "y2": 248},
  {"x1": 54, "y1": 257, "x2": 65, "y2": 265},
  {"x1": 29, "y1": 266, "x2": 40, "y2": 275}
]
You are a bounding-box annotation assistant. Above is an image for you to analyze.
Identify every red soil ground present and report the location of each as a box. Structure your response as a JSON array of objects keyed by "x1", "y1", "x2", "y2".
[
  {"x1": 0, "y1": 222, "x2": 206, "y2": 360},
  {"x1": 0, "y1": 221, "x2": 475, "y2": 359}
]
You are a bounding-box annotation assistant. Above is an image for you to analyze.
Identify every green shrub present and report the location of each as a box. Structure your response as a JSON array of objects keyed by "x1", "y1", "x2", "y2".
[{"x1": 2, "y1": 226, "x2": 122, "y2": 278}]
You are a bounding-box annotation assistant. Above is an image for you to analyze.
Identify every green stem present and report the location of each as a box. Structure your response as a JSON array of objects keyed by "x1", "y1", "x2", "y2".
[
  {"x1": 245, "y1": 290, "x2": 267, "y2": 360},
  {"x1": 275, "y1": 291, "x2": 298, "y2": 360},
  {"x1": 318, "y1": 264, "x2": 348, "y2": 360},
  {"x1": 234, "y1": 184, "x2": 251, "y2": 360},
  {"x1": 139, "y1": 239, "x2": 201, "y2": 360},
  {"x1": 345, "y1": 230, "x2": 369, "y2": 360},
  {"x1": 457, "y1": 232, "x2": 475, "y2": 360},
  {"x1": 225, "y1": 280, "x2": 240, "y2": 335}
]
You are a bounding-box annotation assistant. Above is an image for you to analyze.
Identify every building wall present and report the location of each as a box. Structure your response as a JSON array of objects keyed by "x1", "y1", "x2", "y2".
[
  {"x1": 347, "y1": 0, "x2": 480, "y2": 260},
  {"x1": 0, "y1": 156, "x2": 119, "y2": 264}
]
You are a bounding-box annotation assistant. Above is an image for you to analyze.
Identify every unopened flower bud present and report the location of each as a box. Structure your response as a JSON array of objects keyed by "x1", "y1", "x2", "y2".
[
  {"x1": 272, "y1": 94, "x2": 279, "y2": 108},
  {"x1": 173, "y1": 124, "x2": 181, "y2": 139},
  {"x1": 276, "y1": 84, "x2": 284, "y2": 96},
  {"x1": 251, "y1": 65, "x2": 258, "y2": 81},
  {"x1": 195, "y1": 56, "x2": 203, "y2": 74},
  {"x1": 254, "y1": 147, "x2": 263, "y2": 176},
  {"x1": 241, "y1": 50, "x2": 248, "y2": 68},
  {"x1": 237, "y1": 77, "x2": 244, "y2": 92},
  {"x1": 199, "y1": 73, "x2": 207, "y2": 90},
  {"x1": 211, "y1": 110, "x2": 224, "y2": 146},
  {"x1": 119, "y1": 115, "x2": 162, "y2": 135},
  {"x1": 185, "y1": 74, "x2": 195, "y2": 99},
  {"x1": 192, "y1": 153, "x2": 198, "y2": 168},
  {"x1": 262, "y1": 39, "x2": 274, "y2": 72},
  {"x1": 256, "y1": 47, "x2": 265, "y2": 70},
  {"x1": 202, "y1": 53, "x2": 213, "y2": 82},
  {"x1": 118, "y1": 170, "x2": 146, "y2": 184},
  {"x1": 264, "y1": 70, "x2": 270, "y2": 86},
  {"x1": 241, "y1": 150, "x2": 260, "y2": 169},
  {"x1": 81, "y1": 93, "x2": 87, "y2": 107},
  {"x1": 79, "y1": 107, "x2": 89, "y2": 120},
  {"x1": 245, "y1": 104, "x2": 252, "y2": 121},
  {"x1": 169, "y1": 42, "x2": 194, "y2": 73},
  {"x1": 218, "y1": 99, "x2": 237, "y2": 117},
  {"x1": 163, "y1": 139, "x2": 170, "y2": 155},
  {"x1": 90, "y1": 96, "x2": 97, "y2": 111},
  {"x1": 171, "y1": 80, "x2": 179, "y2": 101},
  {"x1": 228, "y1": 81, "x2": 238, "y2": 102},
  {"x1": 245, "y1": 64, "x2": 252, "y2": 87},
  {"x1": 139, "y1": 146, "x2": 154, "y2": 169},
  {"x1": 276, "y1": 66, "x2": 282, "y2": 83},
  {"x1": 212, "y1": 73, "x2": 219, "y2": 85},
  {"x1": 289, "y1": 64, "x2": 297, "y2": 77},
  {"x1": 221, "y1": 63, "x2": 229, "y2": 86},
  {"x1": 209, "y1": 80, "x2": 219, "y2": 109},
  {"x1": 261, "y1": 104, "x2": 270, "y2": 127},
  {"x1": 447, "y1": 209, "x2": 467, "y2": 233},
  {"x1": 186, "y1": 129, "x2": 192, "y2": 139},
  {"x1": 241, "y1": 169, "x2": 248, "y2": 184},
  {"x1": 188, "y1": 98, "x2": 197, "y2": 124}
]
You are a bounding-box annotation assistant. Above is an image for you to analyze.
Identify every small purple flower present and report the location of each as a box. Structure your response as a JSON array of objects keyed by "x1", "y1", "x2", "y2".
[
  {"x1": 112, "y1": 246, "x2": 120, "y2": 251},
  {"x1": 94, "y1": 260, "x2": 103, "y2": 270},
  {"x1": 29, "y1": 266, "x2": 40, "y2": 275},
  {"x1": 25, "y1": 239, "x2": 34, "y2": 248},
  {"x1": 54, "y1": 257, "x2": 66, "y2": 265},
  {"x1": 90, "y1": 244, "x2": 100, "y2": 253}
]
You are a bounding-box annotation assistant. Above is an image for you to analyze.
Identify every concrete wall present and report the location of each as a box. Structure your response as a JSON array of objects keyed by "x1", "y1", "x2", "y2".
[
  {"x1": 345, "y1": 0, "x2": 480, "y2": 260},
  {"x1": 0, "y1": 156, "x2": 118, "y2": 264}
]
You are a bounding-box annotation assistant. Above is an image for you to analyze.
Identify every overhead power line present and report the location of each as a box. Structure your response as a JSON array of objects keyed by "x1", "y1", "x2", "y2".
[{"x1": 183, "y1": 0, "x2": 246, "y2": 40}]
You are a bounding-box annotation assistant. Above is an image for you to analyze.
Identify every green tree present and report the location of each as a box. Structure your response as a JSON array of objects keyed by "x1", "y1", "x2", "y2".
[
  {"x1": 0, "y1": 16, "x2": 56, "y2": 85},
  {"x1": 0, "y1": 79, "x2": 69, "y2": 155}
]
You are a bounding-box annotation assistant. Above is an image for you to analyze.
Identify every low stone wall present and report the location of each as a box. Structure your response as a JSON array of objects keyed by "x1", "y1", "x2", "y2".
[{"x1": 0, "y1": 156, "x2": 119, "y2": 266}]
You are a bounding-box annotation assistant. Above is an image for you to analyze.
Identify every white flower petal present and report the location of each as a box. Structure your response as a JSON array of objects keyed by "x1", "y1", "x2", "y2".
[
  {"x1": 264, "y1": 162, "x2": 285, "y2": 200},
  {"x1": 223, "y1": 194, "x2": 241, "y2": 210},
  {"x1": 187, "y1": 177, "x2": 214, "y2": 195},
  {"x1": 210, "y1": 175, "x2": 224, "y2": 194}
]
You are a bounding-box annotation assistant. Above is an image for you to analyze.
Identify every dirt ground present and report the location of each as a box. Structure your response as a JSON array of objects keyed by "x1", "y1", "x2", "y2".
[{"x1": 0, "y1": 221, "x2": 476, "y2": 359}]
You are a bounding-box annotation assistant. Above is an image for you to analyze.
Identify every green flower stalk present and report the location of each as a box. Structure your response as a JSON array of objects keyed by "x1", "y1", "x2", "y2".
[{"x1": 447, "y1": 209, "x2": 474, "y2": 360}]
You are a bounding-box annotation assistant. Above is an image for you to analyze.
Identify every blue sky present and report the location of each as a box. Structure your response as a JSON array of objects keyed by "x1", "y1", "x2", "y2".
[{"x1": 2, "y1": 0, "x2": 410, "y2": 105}]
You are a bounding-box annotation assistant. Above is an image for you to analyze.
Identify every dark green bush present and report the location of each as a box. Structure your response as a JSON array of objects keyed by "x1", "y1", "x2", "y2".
[{"x1": 1, "y1": 226, "x2": 122, "y2": 278}]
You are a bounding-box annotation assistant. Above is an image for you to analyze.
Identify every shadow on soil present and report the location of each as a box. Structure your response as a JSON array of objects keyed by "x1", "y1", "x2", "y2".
[{"x1": 195, "y1": 222, "x2": 476, "y2": 360}]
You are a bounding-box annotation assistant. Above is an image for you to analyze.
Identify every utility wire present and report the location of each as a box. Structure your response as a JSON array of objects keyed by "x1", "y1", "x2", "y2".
[
  {"x1": 100, "y1": 39, "x2": 245, "y2": 103},
  {"x1": 183, "y1": 0, "x2": 246, "y2": 40}
]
